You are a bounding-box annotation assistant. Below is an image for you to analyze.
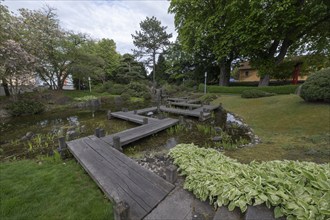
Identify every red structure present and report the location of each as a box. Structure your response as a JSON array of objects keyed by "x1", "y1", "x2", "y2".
[{"x1": 292, "y1": 62, "x2": 302, "y2": 84}]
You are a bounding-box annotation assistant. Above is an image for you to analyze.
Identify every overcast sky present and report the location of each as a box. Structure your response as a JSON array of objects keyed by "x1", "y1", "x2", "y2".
[{"x1": 3, "y1": 0, "x2": 177, "y2": 54}]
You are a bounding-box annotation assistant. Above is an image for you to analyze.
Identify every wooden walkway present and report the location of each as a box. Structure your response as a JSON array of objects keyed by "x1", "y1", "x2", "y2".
[{"x1": 67, "y1": 136, "x2": 174, "y2": 220}]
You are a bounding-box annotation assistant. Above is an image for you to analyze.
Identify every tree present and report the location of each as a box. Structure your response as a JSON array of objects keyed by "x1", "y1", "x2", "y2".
[
  {"x1": 0, "y1": 40, "x2": 36, "y2": 99},
  {"x1": 93, "y1": 39, "x2": 120, "y2": 83},
  {"x1": 154, "y1": 54, "x2": 169, "y2": 84},
  {"x1": 234, "y1": 0, "x2": 330, "y2": 86},
  {"x1": 132, "y1": 16, "x2": 172, "y2": 86},
  {"x1": 114, "y1": 53, "x2": 146, "y2": 84},
  {"x1": 18, "y1": 7, "x2": 86, "y2": 90},
  {"x1": 169, "y1": 0, "x2": 242, "y2": 86}
]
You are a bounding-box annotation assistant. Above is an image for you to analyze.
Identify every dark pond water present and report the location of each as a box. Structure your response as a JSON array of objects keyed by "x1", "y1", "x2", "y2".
[{"x1": 0, "y1": 103, "x2": 253, "y2": 161}]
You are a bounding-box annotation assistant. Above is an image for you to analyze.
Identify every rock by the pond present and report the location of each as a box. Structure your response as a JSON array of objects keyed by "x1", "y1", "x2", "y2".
[
  {"x1": 66, "y1": 130, "x2": 79, "y2": 140},
  {"x1": 213, "y1": 206, "x2": 243, "y2": 220},
  {"x1": 21, "y1": 132, "x2": 35, "y2": 141},
  {"x1": 212, "y1": 136, "x2": 222, "y2": 142},
  {"x1": 215, "y1": 127, "x2": 222, "y2": 133}
]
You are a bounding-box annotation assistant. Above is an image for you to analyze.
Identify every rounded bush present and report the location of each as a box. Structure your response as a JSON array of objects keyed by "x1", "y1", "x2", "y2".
[
  {"x1": 300, "y1": 68, "x2": 330, "y2": 103},
  {"x1": 6, "y1": 100, "x2": 45, "y2": 116},
  {"x1": 241, "y1": 90, "x2": 275, "y2": 98}
]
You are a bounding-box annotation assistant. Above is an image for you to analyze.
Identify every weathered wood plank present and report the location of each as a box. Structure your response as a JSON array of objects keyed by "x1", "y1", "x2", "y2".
[
  {"x1": 67, "y1": 139, "x2": 148, "y2": 219},
  {"x1": 159, "y1": 106, "x2": 211, "y2": 119},
  {"x1": 67, "y1": 137, "x2": 174, "y2": 220},
  {"x1": 101, "y1": 118, "x2": 179, "y2": 147},
  {"x1": 110, "y1": 112, "x2": 159, "y2": 124},
  {"x1": 168, "y1": 101, "x2": 201, "y2": 108},
  {"x1": 88, "y1": 136, "x2": 174, "y2": 195}
]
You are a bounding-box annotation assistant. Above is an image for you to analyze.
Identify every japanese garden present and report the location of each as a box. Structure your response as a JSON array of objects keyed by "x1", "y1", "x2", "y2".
[{"x1": 0, "y1": 1, "x2": 329, "y2": 220}]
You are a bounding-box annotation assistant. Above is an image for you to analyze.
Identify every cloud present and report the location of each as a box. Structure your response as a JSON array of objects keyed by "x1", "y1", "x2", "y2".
[{"x1": 3, "y1": 0, "x2": 177, "y2": 54}]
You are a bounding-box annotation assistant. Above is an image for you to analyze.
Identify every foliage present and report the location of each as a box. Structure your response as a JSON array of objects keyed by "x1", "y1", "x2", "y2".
[
  {"x1": 199, "y1": 84, "x2": 299, "y2": 94},
  {"x1": 126, "y1": 82, "x2": 151, "y2": 100},
  {"x1": 241, "y1": 90, "x2": 275, "y2": 99},
  {"x1": 0, "y1": 160, "x2": 113, "y2": 219},
  {"x1": 132, "y1": 16, "x2": 172, "y2": 85},
  {"x1": 6, "y1": 100, "x2": 45, "y2": 116},
  {"x1": 74, "y1": 95, "x2": 98, "y2": 102},
  {"x1": 114, "y1": 53, "x2": 146, "y2": 84},
  {"x1": 169, "y1": 144, "x2": 330, "y2": 219},
  {"x1": 300, "y1": 68, "x2": 330, "y2": 103},
  {"x1": 120, "y1": 92, "x2": 131, "y2": 102},
  {"x1": 0, "y1": 39, "x2": 36, "y2": 98},
  {"x1": 169, "y1": 0, "x2": 330, "y2": 86},
  {"x1": 198, "y1": 93, "x2": 218, "y2": 103}
]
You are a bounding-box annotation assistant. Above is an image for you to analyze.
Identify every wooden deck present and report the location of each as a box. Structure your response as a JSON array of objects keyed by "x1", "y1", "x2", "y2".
[{"x1": 67, "y1": 136, "x2": 174, "y2": 220}]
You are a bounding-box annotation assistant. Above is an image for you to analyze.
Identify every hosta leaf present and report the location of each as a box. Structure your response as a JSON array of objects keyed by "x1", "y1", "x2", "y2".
[{"x1": 274, "y1": 206, "x2": 284, "y2": 218}]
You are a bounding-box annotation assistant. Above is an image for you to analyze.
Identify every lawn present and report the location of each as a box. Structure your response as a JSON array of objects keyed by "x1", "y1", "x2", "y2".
[
  {"x1": 215, "y1": 94, "x2": 330, "y2": 163},
  {"x1": 0, "y1": 159, "x2": 113, "y2": 220}
]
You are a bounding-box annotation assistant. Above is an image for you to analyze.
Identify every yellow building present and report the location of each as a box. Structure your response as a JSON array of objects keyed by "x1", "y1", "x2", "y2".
[{"x1": 237, "y1": 61, "x2": 307, "y2": 82}]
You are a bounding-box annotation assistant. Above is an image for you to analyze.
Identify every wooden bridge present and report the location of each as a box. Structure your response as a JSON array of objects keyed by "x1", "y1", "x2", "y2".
[{"x1": 66, "y1": 103, "x2": 219, "y2": 219}]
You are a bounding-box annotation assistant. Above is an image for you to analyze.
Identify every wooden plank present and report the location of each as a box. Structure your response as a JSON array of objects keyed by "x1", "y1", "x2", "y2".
[
  {"x1": 67, "y1": 139, "x2": 149, "y2": 219},
  {"x1": 159, "y1": 106, "x2": 210, "y2": 118},
  {"x1": 169, "y1": 101, "x2": 201, "y2": 108},
  {"x1": 130, "y1": 107, "x2": 158, "y2": 115},
  {"x1": 166, "y1": 97, "x2": 187, "y2": 102},
  {"x1": 101, "y1": 118, "x2": 178, "y2": 147},
  {"x1": 88, "y1": 136, "x2": 174, "y2": 194},
  {"x1": 67, "y1": 137, "x2": 174, "y2": 220},
  {"x1": 110, "y1": 112, "x2": 159, "y2": 124}
]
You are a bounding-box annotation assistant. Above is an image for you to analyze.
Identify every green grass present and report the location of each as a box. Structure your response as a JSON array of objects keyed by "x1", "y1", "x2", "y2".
[
  {"x1": 62, "y1": 90, "x2": 117, "y2": 99},
  {"x1": 200, "y1": 84, "x2": 299, "y2": 94},
  {"x1": 214, "y1": 94, "x2": 330, "y2": 163},
  {"x1": 0, "y1": 159, "x2": 113, "y2": 220}
]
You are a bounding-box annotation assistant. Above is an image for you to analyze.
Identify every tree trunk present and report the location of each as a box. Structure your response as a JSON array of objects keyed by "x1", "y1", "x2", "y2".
[
  {"x1": 259, "y1": 75, "x2": 270, "y2": 86},
  {"x1": 152, "y1": 52, "x2": 156, "y2": 87},
  {"x1": 218, "y1": 59, "x2": 230, "y2": 86},
  {"x1": 1, "y1": 78, "x2": 10, "y2": 97}
]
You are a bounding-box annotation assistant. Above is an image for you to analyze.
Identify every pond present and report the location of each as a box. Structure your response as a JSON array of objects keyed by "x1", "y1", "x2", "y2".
[{"x1": 0, "y1": 102, "x2": 256, "y2": 161}]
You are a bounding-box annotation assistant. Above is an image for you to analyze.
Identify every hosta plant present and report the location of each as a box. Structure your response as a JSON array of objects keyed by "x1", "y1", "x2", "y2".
[{"x1": 169, "y1": 144, "x2": 330, "y2": 220}]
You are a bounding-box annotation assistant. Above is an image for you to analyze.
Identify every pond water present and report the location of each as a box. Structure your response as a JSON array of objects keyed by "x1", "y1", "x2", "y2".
[{"x1": 0, "y1": 103, "x2": 254, "y2": 161}]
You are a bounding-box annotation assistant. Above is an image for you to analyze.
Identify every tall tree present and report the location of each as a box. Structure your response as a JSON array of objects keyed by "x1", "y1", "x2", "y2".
[
  {"x1": 114, "y1": 53, "x2": 146, "y2": 84},
  {"x1": 234, "y1": 0, "x2": 330, "y2": 86},
  {"x1": 0, "y1": 40, "x2": 36, "y2": 99},
  {"x1": 169, "y1": 0, "x2": 242, "y2": 86},
  {"x1": 18, "y1": 7, "x2": 86, "y2": 89},
  {"x1": 132, "y1": 16, "x2": 172, "y2": 86}
]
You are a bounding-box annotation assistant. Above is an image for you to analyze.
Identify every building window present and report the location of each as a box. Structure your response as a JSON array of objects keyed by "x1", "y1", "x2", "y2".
[{"x1": 245, "y1": 71, "x2": 249, "y2": 76}]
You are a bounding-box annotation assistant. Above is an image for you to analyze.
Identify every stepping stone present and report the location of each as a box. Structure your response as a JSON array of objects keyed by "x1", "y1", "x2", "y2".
[
  {"x1": 213, "y1": 206, "x2": 243, "y2": 220},
  {"x1": 245, "y1": 205, "x2": 286, "y2": 220}
]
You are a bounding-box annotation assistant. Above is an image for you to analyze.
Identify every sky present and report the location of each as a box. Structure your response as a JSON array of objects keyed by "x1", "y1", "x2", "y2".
[{"x1": 3, "y1": 0, "x2": 177, "y2": 54}]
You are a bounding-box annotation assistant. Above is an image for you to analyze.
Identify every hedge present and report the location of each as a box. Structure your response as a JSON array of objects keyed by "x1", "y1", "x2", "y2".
[{"x1": 198, "y1": 84, "x2": 299, "y2": 94}]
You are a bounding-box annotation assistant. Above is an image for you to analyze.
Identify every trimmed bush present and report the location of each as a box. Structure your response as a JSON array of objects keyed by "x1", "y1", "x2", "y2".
[
  {"x1": 6, "y1": 100, "x2": 45, "y2": 116},
  {"x1": 241, "y1": 89, "x2": 275, "y2": 98},
  {"x1": 126, "y1": 82, "x2": 151, "y2": 100},
  {"x1": 199, "y1": 84, "x2": 299, "y2": 94},
  {"x1": 300, "y1": 68, "x2": 330, "y2": 103},
  {"x1": 198, "y1": 93, "x2": 218, "y2": 103}
]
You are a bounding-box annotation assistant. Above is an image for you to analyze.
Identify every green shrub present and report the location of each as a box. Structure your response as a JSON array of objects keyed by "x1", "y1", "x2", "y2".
[
  {"x1": 198, "y1": 93, "x2": 218, "y2": 103},
  {"x1": 120, "y1": 92, "x2": 131, "y2": 102},
  {"x1": 126, "y1": 82, "x2": 151, "y2": 100},
  {"x1": 241, "y1": 89, "x2": 275, "y2": 98},
  {"x1": 6, "y1": 100, "x2": 45, "y2": 116},
  {"x1": 199, "y1": 84, "x2": 299, "y2": 94},
  {"x1": 300, "y1": 68, "x2": 330, "y2": 103}
]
